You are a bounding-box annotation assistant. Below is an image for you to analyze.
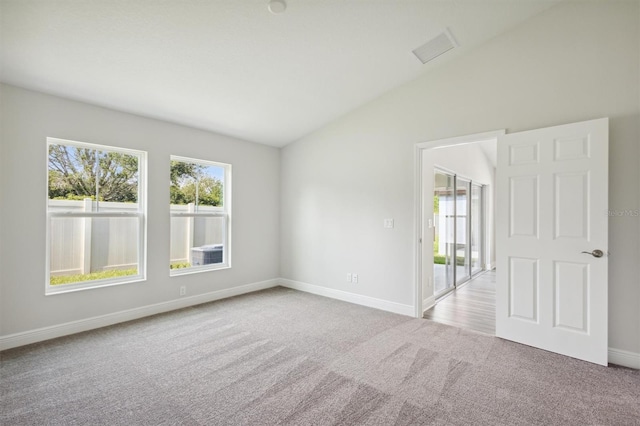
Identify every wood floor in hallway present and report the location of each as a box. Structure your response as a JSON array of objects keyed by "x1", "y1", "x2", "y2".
[{"x1": 424, "y1": 270, "x2": 496, "y2": 335}]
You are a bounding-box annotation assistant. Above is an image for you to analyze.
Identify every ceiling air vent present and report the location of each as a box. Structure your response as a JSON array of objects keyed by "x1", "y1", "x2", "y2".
[{"x1": 412, "y1": 29, "x2": 458, "y2": 64}]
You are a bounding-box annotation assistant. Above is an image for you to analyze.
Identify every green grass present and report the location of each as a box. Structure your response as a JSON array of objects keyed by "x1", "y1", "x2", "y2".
[
  {"x1": 433, "y1": 254, "x2": 470, "y2": 266},
  {"x1": 50, "y1": 268, "x2": 138, "y2": 285},
  {"x1": 433, "y1": 255, "x2": 479, "y2": 266},
  {"x1": 51, "y1": 263, "x2": 192, "y2": 285}
]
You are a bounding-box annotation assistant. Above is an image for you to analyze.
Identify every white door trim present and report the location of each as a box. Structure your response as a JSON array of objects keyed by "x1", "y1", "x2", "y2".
[{"x1": 414, "y1": 129, "x2": 505, "y2": 318}]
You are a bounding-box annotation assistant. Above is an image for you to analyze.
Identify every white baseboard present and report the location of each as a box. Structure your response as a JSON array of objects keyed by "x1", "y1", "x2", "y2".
[
  {"x1": 279, "y1": 278, "x2": 414, "y2": 317},
  {"x1": 422, "y1": 296, "x2": 436, "y2": 314},
  {"x1": 608, "y1": 347, "x2": 640, "y2": 369},
  {"x1": 0, "y1": 278, "x2": 279, "y2": 351}
]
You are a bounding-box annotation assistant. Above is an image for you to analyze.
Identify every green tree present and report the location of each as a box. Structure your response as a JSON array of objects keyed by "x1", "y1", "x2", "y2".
[
  {"x1": 48, "y1": 144, "x2": 139, "y2": 202},
  {"x1": 169, "y1": 160, "x2": 223, "y2": 206},
  {"x1": 170, "y1": 161, "x2": 200, "y2": 205},
  {"x1": 181, "y1": 176, "x2": 223, "y2": 206}
]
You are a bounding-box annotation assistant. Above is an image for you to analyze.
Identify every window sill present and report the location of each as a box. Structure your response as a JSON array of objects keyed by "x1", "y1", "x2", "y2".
[
  {"x1": 45, "y1": 275, "x2": 146, "y2": 295},
  {"x1": 170, "y1": 264, "x2": 231, "y2": 277}
]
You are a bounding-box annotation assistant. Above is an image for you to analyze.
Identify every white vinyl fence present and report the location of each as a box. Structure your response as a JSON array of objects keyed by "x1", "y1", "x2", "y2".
[
  {"x1": 169, "y1": 204, "x2": 225, "y2": 264},
  {"x1": 49, "y1": 199, "x2": 223, "y2": 276}
]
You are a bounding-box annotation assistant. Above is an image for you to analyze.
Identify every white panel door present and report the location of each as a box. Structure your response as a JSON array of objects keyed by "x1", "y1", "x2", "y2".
[{"x1": 496, "y1": 118, "x2": 608, "y2": 365}]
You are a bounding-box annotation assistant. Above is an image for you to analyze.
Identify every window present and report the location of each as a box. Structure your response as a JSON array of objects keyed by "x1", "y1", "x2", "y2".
[
  {"x1": 170, "y1": 156, "x2": 231, "y2": 275},
  {"x1": 47, "y1": 138, "x2": 146, "y2": 294}
]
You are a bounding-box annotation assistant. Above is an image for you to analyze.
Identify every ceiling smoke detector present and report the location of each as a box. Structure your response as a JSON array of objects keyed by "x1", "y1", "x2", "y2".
[
  {"x1": 268, "y1": 0, "x2": 287, "y2": 14},
  {"x1": 412, "y1": 29, "x2": 458, "y2": 64}
]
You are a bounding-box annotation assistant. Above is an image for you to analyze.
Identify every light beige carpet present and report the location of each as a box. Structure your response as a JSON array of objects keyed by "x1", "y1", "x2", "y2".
[{"x1": 2, "y1": 287, "x2": 639, "y2": 425}]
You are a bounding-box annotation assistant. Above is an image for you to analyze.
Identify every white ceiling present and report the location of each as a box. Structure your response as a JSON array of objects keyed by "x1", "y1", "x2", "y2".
[{"x1": 0, "y1": 0, "x2": 560, "y2": 147}]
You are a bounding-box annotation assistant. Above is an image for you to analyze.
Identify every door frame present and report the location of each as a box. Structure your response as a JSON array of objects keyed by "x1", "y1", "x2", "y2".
[{"x1": 414, "y1": 129, "x2": 505, "y2": 318}]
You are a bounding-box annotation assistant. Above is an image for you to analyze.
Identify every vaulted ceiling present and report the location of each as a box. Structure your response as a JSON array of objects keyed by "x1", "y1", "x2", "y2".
[{"x1": 0, "y1": 0, "x2": 560, "y2": 146}]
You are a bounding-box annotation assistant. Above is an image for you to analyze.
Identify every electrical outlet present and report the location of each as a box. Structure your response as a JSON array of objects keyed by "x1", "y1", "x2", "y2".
[
  {"x1": 347, "y1": 273, "x2": 352, "y2": 283},
  {"x1": 179, "y1": 285, "x2": 186, "y2": 296},
  {"x1": 384, "y1": 218, "x2": 394, "y2": 228},
  {"x1": 352, "y1": 273, "x2": 359, "y2": 283}
]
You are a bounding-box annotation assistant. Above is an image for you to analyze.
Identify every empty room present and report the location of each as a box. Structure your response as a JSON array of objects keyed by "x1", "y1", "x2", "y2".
[{"x1": 1, "y1": 0, "x2": 639, "y2": 424}]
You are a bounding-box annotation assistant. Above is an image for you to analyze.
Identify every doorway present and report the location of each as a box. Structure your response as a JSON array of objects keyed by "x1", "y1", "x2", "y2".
[
  {"x1": 416, "y1": 119, "x2": 608, "y2": 366},
  {"x1": 414, "y1": 129, "x2": 503, "y2": 320}
]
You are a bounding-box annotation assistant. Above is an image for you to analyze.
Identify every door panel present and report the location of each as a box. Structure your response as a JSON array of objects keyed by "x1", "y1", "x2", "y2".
[
  {"x1": 554, "y1": 172, "x2": 588, "y2": 239},
  {"x1": 508, "y1": 257, "x2": 538, "y2": 322},
  {"x1": 553, "y1": 261, "x2": 589, "y2": 333},
  {"x1": 496, "y1": 118, "x2": 608, "y2": 366},
  {"x1": 509, "y1": 176, "x2": 538, "y2": 238}
]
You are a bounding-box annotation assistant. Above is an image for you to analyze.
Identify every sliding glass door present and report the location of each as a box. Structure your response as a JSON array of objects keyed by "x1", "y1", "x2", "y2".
[
  {"x1": 433, "y1": 170, "x2": 455, "y2": 296},
  {"x1": 433, "y1": 169, "x2": 485, "y2": 298}
]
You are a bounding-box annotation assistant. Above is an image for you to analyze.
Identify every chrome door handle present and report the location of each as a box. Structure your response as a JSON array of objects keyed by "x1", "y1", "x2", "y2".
[{"x1": 581, "y1": 249, "x2": 604, "y2": 258}]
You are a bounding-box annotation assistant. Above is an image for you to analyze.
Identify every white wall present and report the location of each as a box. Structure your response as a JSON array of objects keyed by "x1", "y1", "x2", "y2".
[
  {"x1": 0, "y1": 84, "x2": 280, "y2": 337},
  {"x1": 280, "y1": 1, "x2": 640, "y2": 354}
]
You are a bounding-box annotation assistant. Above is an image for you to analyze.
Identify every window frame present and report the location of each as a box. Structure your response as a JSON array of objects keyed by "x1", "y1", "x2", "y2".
[
  {"x1": 45, "y1": 137, "x2": 147, "y2": 295},
  {"x1": 169, "y1": 155, "x2": 232, "y2": 276}
]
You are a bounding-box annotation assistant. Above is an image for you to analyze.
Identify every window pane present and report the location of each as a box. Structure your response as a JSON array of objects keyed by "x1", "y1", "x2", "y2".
[
  {"x1": 170, "y1": 160, "x2": 224, "y2": 208},
  {"x1": 170, "y1": 156, "x2": 231, "y2": 274},
  {"x1": 49, "y1": 216, "x2": 139, "y2": 286},
  {"x1": 48, "y1": 144, "x2": 139, "y2": 203},
  {"x1": 434, "y1": 170, "x2": 456, "y2": 296},
  {"x1": 47, "y1": 138, "x2": 145, "y2": 292},
  {"x1": 170, "y1": 215, "x2": 226, "y2": 269}
]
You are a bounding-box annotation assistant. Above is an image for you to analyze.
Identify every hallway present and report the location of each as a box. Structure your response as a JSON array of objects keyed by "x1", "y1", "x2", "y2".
[{"x1": 424, "y1": 270, "x2": 496, "y2": 335}]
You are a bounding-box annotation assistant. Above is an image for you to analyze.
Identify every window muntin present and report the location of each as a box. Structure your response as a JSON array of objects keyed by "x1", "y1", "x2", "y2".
[
  {"x1": 170, "y1": 156, "x2": 231, "y2": 275},
  {"x1": 46, "y1": 138, "x2": 146, "y2": 294}
]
